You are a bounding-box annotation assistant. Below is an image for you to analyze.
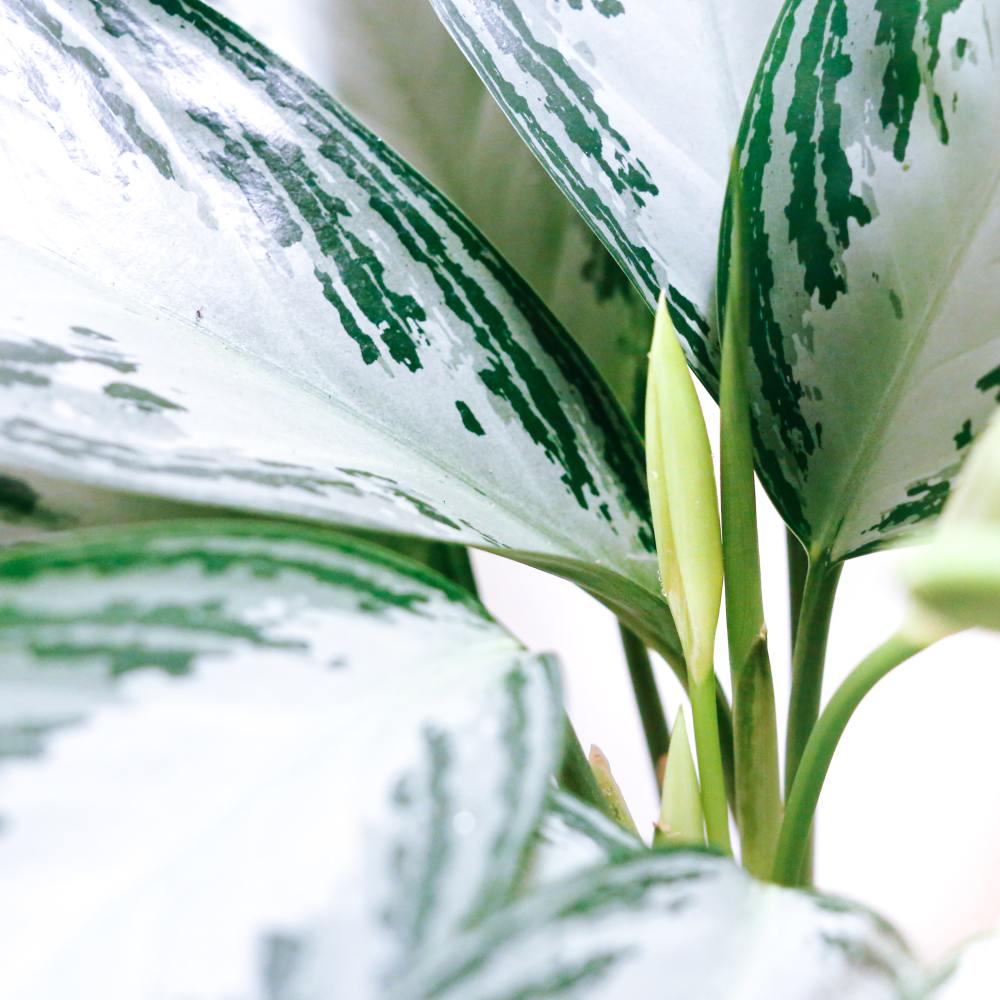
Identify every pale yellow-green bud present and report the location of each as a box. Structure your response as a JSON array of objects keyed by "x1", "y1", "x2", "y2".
[
  {"x1": 902, "y1": 527, "x2": 1000, "y2": 636},
  {"x1": 654, "y1": 708, "x2": 705, "y2": 847},
  {"x1": 645, "y1": 292, "x2": 724, "y2": 684},
  {"x1": 588, "y1": 745, "x2": 639, "y2": 836}
]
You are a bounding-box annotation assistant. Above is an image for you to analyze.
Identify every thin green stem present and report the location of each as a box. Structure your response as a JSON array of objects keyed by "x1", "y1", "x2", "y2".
[
  {"x1": 786, "y1": 529, "x2": 808, "y2": 646},
  {"x1": 689, "y1": 672, "x2": 732, "y2": 854},
  {"x1": 719, "y1": 178, "x2": 781, "y2": 876},
  {"x1": 773, "y1": 632, "x2": 927, "y2": 886},
  {"x1": 785, "y1": 554, "x2": 843, "y2": 796},
  {"x1": 784, "y1": 554, "x2": 841, "y2": 884},
  {"x1": 557, "y1": 715, "x2": 618, "y2": 823},
  {"x1": 619, "y1": 623, "x2": 670, "y2": 786}
]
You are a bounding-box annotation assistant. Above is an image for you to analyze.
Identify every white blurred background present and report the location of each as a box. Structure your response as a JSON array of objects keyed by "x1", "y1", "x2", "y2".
[{"x1": 215, "y1": 0, "x2": 1000, "y2": 964}]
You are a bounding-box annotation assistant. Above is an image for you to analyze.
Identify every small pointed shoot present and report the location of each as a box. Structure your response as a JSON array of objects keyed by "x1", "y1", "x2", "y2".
[
  {"x1": 654, "y1": 708, "x2": 705, "y2": 847},
  {"x1": 589, "y1": 745, "x2": 640, "y2": 836},
  {"x1": 644, "y1": 293, "x2": 724, "y2": 685},
  {"x1": 645, "y1": 295, "x2": 729, "y2": 852}
]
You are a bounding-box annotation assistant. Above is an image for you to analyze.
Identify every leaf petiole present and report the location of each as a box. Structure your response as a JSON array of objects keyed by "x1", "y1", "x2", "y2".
[
  {"x1": 785, "y1": 554, "x2": 843, "y2": 794},
  {"x1": 689, "y1": 669, "x2": 732, "y2": 854},
  {"x1": 773, "y1": 632, "x2": 927, "y2": 886}
]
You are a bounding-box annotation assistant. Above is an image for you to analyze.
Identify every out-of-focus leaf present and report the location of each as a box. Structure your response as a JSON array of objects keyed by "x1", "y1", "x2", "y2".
[
  {"x1": 902, "y1": 410, "x2": 1000, "y2": 634},
  {"x1": 903, "y1": 527, "x2": 1000, "y2": 634},
  {"x1": 0, "y1": 520, "x2": 561, "y2": 998},
  {"x1": 395, "y1": 851, "x2": 923, "y2": 999},
  {"x1": 528, "y1": 791, "x2": 643, "y2": 887}
]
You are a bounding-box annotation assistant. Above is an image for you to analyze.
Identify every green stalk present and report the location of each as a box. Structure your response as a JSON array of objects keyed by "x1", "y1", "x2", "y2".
[
  {"x1": 773, "y1": 633, "x2": 927, "y2": 886},
  {"x1": 618, "y1": 623, "x2": 670, "y2": 786},
  {"x1": 689, "y1": 671, "x2": 732, "y2": 854},
  {"x1": 785, "y1": 554, "x2": 842, "y2": 795},
  {"x1": 731, "y1": 638, "x2": 781, "y2": 874},
  {"x1": 784, "y1": 554, "x2": 841, "y2": 883},
  {"x1": 557, "y1": 715, "x2": 618, "y2": 824},
  {"x1": 719, "y1": 176, "x2": 781, "y2": 876}
]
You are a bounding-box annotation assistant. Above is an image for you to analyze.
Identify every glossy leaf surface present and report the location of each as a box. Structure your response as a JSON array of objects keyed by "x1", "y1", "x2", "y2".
[
  {"x1": 426, "y1": 0, "x2": 784, "y2": 387},
  {"x1": 729, "y1": 0, "x2": 1000, "y2": 559},
  {"x1": 211, "y1": 0, "x2": 652, "y2": 417},
  {"x1": 0, "y1": 0, "x2": 673, "y2": 653}
]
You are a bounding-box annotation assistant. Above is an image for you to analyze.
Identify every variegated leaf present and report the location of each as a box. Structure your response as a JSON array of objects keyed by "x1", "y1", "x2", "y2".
[
  {"x1": 211, "y1": 0, "x2": 652, "y2": 417},
  {"x1": 391, "y1": 852, "x2": 923, "y2": 999},
  {"x1": 527, "y1": 790, "x2": 643, "y2": 886},
  {"x1": 0, "y1": 0, "x2": 676, "y2": 656},
  {"x1": 0, "y1": 520, "x2": 561, "y2": 999},
  {"x1": 426, "y1": 0, "x2": 784, "y2": 388},
  {"x1": 729, "y1": 0, "x2": 1000, "y2": 560}
]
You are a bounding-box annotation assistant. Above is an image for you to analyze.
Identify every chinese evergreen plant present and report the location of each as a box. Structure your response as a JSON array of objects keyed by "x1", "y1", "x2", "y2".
[{"x1": 0, "y1": 0, "x2": 998, "y2": 996}]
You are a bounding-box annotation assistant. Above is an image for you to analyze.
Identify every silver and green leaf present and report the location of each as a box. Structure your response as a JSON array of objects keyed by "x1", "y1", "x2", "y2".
[
  {"x1": 426, "y1": 0, "x2": 785, "y2": 387},
  {"x1": 429, "y1": 0, "x2": 1000, "y2": 560},
  {"x1": 394, "y1": 851, "x2": 923, "y2": 999},
  {"x1": 0, "y1": 0, "x2": 676, "y2": 656},
  {"x1": 727, "y1": 0, "x2": 1000, "y2": 560},
  {"x1": 209, "y1": 0, "x2": 652, "y2": 417},
  {"x1": 527, "y1": 789, "x2": 643, "y2": 887},
  {"x1": 0, "y1": 520, "x2": 561, "y2": 998}
]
